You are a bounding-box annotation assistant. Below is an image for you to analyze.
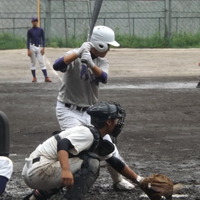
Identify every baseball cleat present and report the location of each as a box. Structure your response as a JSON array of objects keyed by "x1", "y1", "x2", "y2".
[
  {"x1": 113, "y1": 178, "x2": 135, "y2": 191},
  {"x1": 45, "y1": 77, "x2": 52, "y2": 82},
  {"x1": 32, "y1": 77, "x2": 37, "y2": 82}
]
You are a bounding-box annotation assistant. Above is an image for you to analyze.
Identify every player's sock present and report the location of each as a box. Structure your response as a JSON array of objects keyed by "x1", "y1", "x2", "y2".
[
  {"x1": 31, "y1": 70, "x2": 36, "y2": 78},
  {"x1": 42, "y1": 69, "x2": 48, "y2": 78}
]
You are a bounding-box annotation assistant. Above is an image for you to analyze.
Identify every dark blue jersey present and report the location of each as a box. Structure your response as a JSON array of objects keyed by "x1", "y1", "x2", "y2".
[{"x1": 27, "y1": 27, "x2": 45, "y2": 49}]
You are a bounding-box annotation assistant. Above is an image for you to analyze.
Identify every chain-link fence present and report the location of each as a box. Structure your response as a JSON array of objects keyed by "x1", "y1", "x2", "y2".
[{"x1": 0, "y1": 0, "x2": 200, "y2": 41}]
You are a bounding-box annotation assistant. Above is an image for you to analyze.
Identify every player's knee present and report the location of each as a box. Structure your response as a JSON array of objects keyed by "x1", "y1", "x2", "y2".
[
  {"x1": 41, "y1": 66, "x2": 46, "y2": 70},
  {"x1": 30, "y1": 66, "x2": 36, "y2": 70}
]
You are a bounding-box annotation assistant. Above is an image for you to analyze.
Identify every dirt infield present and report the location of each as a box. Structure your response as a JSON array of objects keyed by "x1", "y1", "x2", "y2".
[{"x1": 1, "y1": 48, "x2": 200, "y2": 199}]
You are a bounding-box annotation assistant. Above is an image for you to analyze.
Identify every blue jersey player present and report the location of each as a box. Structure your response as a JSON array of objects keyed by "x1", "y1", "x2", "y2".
[{"x1": 27, "y1": 17, "x2": 51, "y2": 83}]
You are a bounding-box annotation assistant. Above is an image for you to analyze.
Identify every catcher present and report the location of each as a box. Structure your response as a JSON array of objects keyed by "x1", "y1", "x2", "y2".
[{"x1": 22, "y1": 101, "x2": 176, "y2": 200}]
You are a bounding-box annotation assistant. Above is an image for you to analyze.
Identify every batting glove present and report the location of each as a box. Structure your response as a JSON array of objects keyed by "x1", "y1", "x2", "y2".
[
  {"x1": 77, "y1": 42, "x2": 93, "y2": 57},
  {"x1": 81, "y1": 51, "x2": 95, "y2": 69}
]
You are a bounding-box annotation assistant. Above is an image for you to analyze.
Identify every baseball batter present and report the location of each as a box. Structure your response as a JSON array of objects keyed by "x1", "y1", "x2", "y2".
[
  {"x1": 27, "y1": 17, "x2": 51, "y2": 83},
  {"x1": 22, "y1": 102, "x2": 145, "y2": 200},
  {"x1": 53, "y1": 26, "x2": 134, "y2": 190}
]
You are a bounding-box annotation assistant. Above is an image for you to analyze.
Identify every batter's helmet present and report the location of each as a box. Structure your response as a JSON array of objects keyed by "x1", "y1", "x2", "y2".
[
  {"x1": 89, "y1": 26, "x2": 120, "y2": 52},
  {"x1": 87, "y1": 101, "x2": 125, "y2": 137}
]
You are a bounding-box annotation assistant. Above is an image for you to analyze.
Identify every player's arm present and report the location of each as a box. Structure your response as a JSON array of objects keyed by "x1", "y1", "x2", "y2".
[
  {"x1": 53, "y1": 53, "x2": 78, "y2": 72},
  {"x1": 106, "y1": 156, "x2": 140, "y2": 184},
  {"x1": 57, "y1": 138, "x2": 75, "y2": 188},
  {"x1": 53, "y1": 42, "x2": 93, "y2": 72},
  {"x1": 27, "y1": 30, "x2": 31, "y2": 57},
  {"x1": 40, "y1": 29, "x2": 45, "y2": 55},
  {"x1": 90, "y1": 65, "x2": 108, "y2": 83},
  {"x1": 81, "y1": 51, "x2": 108, "y2": 83}
]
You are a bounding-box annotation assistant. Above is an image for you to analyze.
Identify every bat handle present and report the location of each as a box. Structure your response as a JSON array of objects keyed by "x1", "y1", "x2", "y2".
[
  {"x1": 81, "y1": 59, "x2": 88, "y2": 70},
  {"x1": 81, "y1": 59, "x2": 87, "y2": 65}
]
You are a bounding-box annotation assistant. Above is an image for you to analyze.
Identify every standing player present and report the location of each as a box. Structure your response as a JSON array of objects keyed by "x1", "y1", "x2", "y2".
[
  {"x1": 22, "y1": 101, "x2": 144, "y2": 200},
  {"x1": 27, "y1": 17, "x2": 52, "y2": 83},
  {"x1": 53, "y1": 25, "x2": 134, "y2": 191}
]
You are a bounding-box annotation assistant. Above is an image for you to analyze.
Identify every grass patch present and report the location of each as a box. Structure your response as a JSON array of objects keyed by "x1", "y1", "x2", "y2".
[
  {"x1": 170, "y1": 32, "x2": 200, "y2": 48},
  {"x1": 116, "y1": 32, "x2": 200, "y2": 48},
  {"x1": 1, "y1": 32, "x2": 200, "y2": 49},
  {"x1": 47, "y1": 35, "x2": 85, "y2": 48},
  {"x1": 0, "y1": 33, "x2": 26, "y2": 49},
  {"x1": 116, "y1": 34, "x2": 168, "y2": 48}
]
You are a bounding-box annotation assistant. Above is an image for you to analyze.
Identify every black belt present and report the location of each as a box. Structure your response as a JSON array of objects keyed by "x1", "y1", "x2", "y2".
[
  {"x1": 31, "y1": 43, "x2": 40, "y2": 47},
  {"x1": 65, "y1": 103, "x2": 88, "y2": 112},
  {"x1": 32, "y1": 157, "x2": 40, "y2": 164}
]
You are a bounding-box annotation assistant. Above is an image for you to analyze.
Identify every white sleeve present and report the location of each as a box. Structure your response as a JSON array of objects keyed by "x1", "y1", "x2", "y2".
[{"x1": 67, "y1": 128, "x2": 94, "y2": 155}]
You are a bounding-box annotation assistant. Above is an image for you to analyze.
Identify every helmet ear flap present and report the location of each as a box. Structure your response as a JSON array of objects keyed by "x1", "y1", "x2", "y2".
[{"x1": 91, "y1": 41, "x2": 108, "y2": 52}]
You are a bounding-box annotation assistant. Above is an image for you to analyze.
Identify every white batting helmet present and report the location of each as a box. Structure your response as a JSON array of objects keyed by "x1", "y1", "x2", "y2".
[{"x1": 89, "y1": 26, "x2": 120, "y2": 52}]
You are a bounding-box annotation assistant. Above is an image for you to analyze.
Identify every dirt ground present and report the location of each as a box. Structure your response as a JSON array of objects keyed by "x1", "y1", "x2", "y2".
[{"x1": 1, "y1": 48, "x2": 200, "y2": 200}]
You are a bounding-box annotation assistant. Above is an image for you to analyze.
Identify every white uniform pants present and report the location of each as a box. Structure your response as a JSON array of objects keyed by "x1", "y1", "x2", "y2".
[
  {"x1": 56, "y1": 100, "x2": 124, "y2": 184},
  {"x1": 22, "y1": 153, "x2": 83, "y2": 190},
  {"x1": 56, "y1": 101, "x2": 91, "y2": 130},
  {"x1": 29, "y1": 44, "x2": 46, "y2": 70}
]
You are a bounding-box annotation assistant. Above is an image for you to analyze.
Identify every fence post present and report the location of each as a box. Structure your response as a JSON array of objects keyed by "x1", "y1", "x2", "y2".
[
  {"x1": 37, "y1": 0, "x2": 41, "y2": 27},
  {"x1": 45, "y1": 0, "x2": 51, "y2": 44},
  {"x1": 165, "y1": 0, "x2": 171, "y2": 41},
  {"x1": 63, "y1": 0, "x2": 67, "y2": 45}
]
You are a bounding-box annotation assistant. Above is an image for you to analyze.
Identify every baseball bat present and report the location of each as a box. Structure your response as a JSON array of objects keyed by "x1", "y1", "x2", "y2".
[{"x1": 88, "y1": 0, "x2": 103, "y2": 41}]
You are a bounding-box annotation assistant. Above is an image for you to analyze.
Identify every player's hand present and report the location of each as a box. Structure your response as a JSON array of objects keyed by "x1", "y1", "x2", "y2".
[
  {"x1": 41, "y1": 48, "x2": 45, "y2": 55},
  {"x1": 27, "y1": 49, "x2": 32, "y2": 57},
  {"x1": 61, "y1": 169, "x2": 74, "y2": 189},
  {"x1": 81, "y1": 51, "x2": 95, "y2": 69},
  {"x1": 78, "y1": 42, "x2": 93, "y2": 57}
]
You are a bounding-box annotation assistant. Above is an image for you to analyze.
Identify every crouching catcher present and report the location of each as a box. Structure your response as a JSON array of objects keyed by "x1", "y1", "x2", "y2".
[{"x1": 22, "y1": 101, "x2": 175, "y2": 200}]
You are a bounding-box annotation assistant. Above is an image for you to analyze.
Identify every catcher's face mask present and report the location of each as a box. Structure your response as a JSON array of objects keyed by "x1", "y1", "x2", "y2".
[
  {"x1": 87, "y1": 101, "x2": 126, "y2": 138},
  {"x1": 111, "y1": 103, "x2": 126, "y2": 138}
]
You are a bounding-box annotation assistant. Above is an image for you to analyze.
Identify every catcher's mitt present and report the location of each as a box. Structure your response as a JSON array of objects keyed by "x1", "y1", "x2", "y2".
[{"x1": 139, "y1": 174, "x2": 173, "y2": 200}]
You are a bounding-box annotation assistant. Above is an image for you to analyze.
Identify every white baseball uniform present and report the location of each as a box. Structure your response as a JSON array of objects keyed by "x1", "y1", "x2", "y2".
[
  {"x1": 22, "y1": 126, "x2": 114, "y2": 190},
  {"x1": 29, "y1": 44, "x2": 46, "y2": 70}
]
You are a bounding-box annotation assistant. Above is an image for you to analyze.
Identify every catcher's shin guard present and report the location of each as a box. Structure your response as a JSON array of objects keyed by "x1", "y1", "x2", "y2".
[{"x1": 61, "y1": 153, "x2": 100, "y2": 200}]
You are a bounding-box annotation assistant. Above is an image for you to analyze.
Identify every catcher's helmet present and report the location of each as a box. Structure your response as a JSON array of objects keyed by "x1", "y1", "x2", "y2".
[
  {"x1": 89, "y1": 26, "x2": 120, "y2": 52},
  {"x1": 87, "y1": 101, "x2": 125, "y2": 137}
]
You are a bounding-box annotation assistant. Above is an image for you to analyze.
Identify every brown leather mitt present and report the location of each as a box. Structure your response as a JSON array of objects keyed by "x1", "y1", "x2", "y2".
[{"x1": 139, "y1": 174, "x2": 173, "y2": 200}]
